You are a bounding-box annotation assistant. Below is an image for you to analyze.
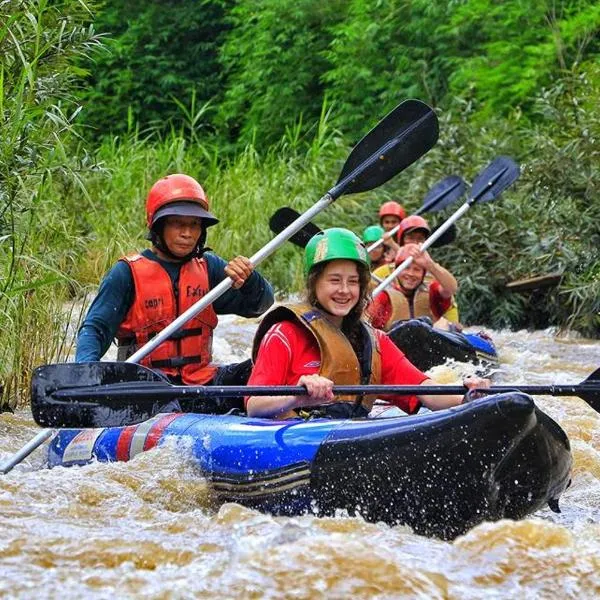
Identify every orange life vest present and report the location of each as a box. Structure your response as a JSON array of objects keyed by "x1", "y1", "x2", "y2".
[
  {"x1": 382, "y1": 284, "x2": 431, "y2": 330},
  {"x1": 252, "y1": 303, "x2": 382, "y2": 410},
  {"x1": 117, "y1": 254, "x2": 218, "y2": 384}
]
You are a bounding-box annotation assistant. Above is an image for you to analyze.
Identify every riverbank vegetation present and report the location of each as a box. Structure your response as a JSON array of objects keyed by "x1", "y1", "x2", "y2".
[{"x1": 1, "y1": 0, "x2": 599, "y2": 406}]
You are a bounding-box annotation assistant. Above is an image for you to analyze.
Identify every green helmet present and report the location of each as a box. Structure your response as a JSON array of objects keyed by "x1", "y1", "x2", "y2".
[
  {"x1": 362, "y1": 225, "x2": 384, "y2": 244},
  {"x1": 304, "y1": 228, "x2": 370, "y2": 275}
]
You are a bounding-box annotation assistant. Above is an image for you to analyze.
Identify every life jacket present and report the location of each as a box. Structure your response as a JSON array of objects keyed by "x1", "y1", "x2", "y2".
[
  {"x1": 374, "y1": 267, "x2": 459, "y2": 323},
  {"x1": 382, "y1": 284, "x2": 432, "y2": 331},
  {"x1": 116, "y1": 254, "x2": 218, "y2": 384},
  {"x1": 252, "y1": 303, "x2": 382, "y2": 412}
]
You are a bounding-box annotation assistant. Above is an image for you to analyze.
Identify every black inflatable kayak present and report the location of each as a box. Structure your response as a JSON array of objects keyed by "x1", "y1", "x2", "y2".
[{"x1": 388, "y1": 319, "x2": 499, "y2": 374}]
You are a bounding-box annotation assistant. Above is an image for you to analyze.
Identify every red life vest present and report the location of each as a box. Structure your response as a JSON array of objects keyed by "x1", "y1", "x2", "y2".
[{"x1": 117, "y1": 254, "x2": 218, "y2": 384}]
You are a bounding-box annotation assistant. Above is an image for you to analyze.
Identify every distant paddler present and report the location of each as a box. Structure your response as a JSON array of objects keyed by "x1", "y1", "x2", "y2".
[
  {"x1": 246, "y1": 228, "x2": 488, "y2": 419},
  {"x1": 366, "y1": 242, "x2": 459, "y2": 332},
  {"x1": 371, "y1": 214, "x2": 460, "y2": 327},
  {"x1": 378, "y1": 200, "x2": 406, "y2": 262},
  {"x1": 361, "y1": 225, "x2": 388, "y2": 271},
  {"x1": 76, "y1": 173, "x2": 274, "y2": 387}
]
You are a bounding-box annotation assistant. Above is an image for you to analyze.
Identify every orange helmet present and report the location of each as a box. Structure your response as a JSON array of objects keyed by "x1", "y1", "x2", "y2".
[
  {"x1": 378, "y1": 201, "x2": 406, "y2": 222},
  {"x1": 398, "y1": 215, "x2": 431, "y2": 244},
  {"x1": 145, "y1": 174, "x2": 219, "y2": 229}
]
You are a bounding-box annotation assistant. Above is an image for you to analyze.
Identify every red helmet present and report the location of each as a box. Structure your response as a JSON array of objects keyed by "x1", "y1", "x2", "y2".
[
  {"x1": 145, "y1": 174, "x2": 219, "y2": 229},
  {"x1": 398, "y1": 215, "x2": 431, "y2": 244},
  {"x1": 378, "y1": 201, "x2": 406, "y2": 222}
]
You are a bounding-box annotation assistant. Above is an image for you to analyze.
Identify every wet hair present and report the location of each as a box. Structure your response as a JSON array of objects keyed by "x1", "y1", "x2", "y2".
[
  {"x1": 149, "y1": 217, "x2": 209, "y2": 261},
  {"x1": 306, "y1": 259, "x2": 372, "y2": 358}
]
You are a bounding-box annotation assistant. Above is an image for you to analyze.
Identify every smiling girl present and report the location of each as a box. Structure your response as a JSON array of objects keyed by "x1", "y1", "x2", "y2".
[{"x1": 246, "y1": 228, "x2": 487, "y2": 419}]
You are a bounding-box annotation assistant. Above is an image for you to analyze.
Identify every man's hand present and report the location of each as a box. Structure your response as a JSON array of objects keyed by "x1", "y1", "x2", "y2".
[{"x1": 225, "y1": 256, "x2": 254, "y2": 289}]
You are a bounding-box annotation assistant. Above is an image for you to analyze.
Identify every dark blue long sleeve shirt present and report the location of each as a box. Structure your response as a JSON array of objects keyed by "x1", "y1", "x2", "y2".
[{"x1": 76, "y1": 249, "x2": 274, "y2": 362}]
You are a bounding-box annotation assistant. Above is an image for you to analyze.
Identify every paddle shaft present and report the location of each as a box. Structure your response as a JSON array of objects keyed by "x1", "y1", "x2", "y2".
[
  {"x1": 0, "y1": 429, "x2": 54, "y2": 474},
  {"x1": 52, "y1": 382, "x2": 593, "y2": 401},
  {"x1": 128, "y1": 194, "x2": 334, "y2": 363},
  {"x1": 372, "y1": 162, "x2": 512, "y2": 297},
  {"x1": 129, "y1": 105, "x2": 433, "y2": 363}
]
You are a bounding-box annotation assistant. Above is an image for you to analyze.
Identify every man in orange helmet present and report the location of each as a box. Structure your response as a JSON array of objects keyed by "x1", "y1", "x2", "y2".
[
  {"x1": 378, "y1": 200, "x2": 406, "y2": 262},
  {"x1": 366, "y1": 244, "x2": 457, "y2": 331},
  {"x1": 76, "y1": 174, "x2": 274, "y2": 391},
  {"x1": 370, "y1": 214, "x2": 461, "y2": 329}
]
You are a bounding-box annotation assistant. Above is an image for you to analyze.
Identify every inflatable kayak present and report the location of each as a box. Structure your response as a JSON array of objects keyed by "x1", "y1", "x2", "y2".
[
  {"x1": 388, "y1": 319, "x2": 498, "y2": 374},
  {"x1": 47, "y1": 393, "x2": 571, "y2": 540}
]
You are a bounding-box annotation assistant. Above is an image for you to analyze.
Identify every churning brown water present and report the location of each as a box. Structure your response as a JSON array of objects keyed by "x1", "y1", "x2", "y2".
[{"x1": 1, "y1": 317, "x2": 599, "y2": 599}]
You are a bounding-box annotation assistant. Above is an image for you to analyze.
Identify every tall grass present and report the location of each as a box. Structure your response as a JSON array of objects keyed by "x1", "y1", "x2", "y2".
[
  {"x1": 0, "y1": 0, "x2": 102, "y2": 409},
  {"x1": 68, "y1": 104, "x2": 355, "y2": 292}
]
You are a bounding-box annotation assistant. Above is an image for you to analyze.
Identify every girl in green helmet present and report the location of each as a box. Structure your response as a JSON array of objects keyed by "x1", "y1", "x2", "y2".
[{"x1": 245, "y1": 228, "x2": 489, "y2": 419}]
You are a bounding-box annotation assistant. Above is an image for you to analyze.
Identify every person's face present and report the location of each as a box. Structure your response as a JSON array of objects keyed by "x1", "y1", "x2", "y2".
[
  {"x1": 315, "y1": 260, "x2": 360, "y2": 323},
  {"x1": 397, "y1": 262, "x2": 426, "y2": 291},
  {"x1": 402, "y1": 229, "x2": 428, "y2": 245},
  {"x1": 162, "y1": 216, "x2": 203, "y2": 258},
  {"x1": 368, "y1": 246, "x2": 384, "y2": 264},
  {"x1": 381, "y1": 215, "x2": 401, "y2": 231}
]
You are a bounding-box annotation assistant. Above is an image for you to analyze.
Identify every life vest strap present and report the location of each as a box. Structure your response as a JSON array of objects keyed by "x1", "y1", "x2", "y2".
[{"x1": 150, "y1": 355, "x2": 202, "y2": 368}]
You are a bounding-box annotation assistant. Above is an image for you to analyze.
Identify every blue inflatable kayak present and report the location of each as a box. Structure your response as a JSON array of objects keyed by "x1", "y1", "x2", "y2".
[
  {"x1": 388, "y1": 319, "x2": 498, "y2": 374},
  {"x1": 48, "y1": 392, "x2": 571, "y2": 540}
]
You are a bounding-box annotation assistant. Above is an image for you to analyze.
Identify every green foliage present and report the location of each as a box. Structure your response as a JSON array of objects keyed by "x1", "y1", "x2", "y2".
[
  {"x1": 323, "y1": 0, "x2": 456, "y2": 136},
  {"x1": 72, "y1": 0, "x2": 600, "y2": 146},
  {"x1": 77, "y1": 0, "x2": 232, "y2": 138},
  {"x1": 445, "y1": 0, "x2": 600, "y2": 119},
  {"x1": 218, "y1": 0, "x2": 347, "y2": 146},
  {"x1": 406, "y1": 68, "x2": 600, "y2": 337}
]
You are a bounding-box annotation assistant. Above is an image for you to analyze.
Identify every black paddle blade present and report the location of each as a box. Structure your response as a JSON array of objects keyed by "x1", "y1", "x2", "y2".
[
  {"x1": 31, "y1": 362, "x2": 167, "y2": 428},
  {"x1": 580, "y1": 367, "x2": 600, "y2": 411},
  {"x1": 417, "y1": 175, "x2": 466, "y2": 215},
  {"x1": 269, "y1": 207, "x2": 322, "y2": 248},
  {"x1": 332, "y1": 100, "x2": 439, "y2": 199},
  {"x1": 469, "y1": 156, "x2": 520, "y2": 204},
  {"x1": 429, "y1": 222, "x2": 457, "y2": 248}
]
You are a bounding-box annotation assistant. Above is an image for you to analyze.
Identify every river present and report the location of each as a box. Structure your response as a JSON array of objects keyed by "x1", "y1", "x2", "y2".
[{"x1": 1, "y1": 316, "x2": 599, "y2": 599}]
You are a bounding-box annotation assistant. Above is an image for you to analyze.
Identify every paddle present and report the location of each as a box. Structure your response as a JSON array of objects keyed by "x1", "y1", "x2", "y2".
[
  {"x1": 30, "y1": 361, "x2": 600, "y2": 428},
  {"x1": 368, "y1": 174, "x2": 465, "y2": 252},
  {"x1": 0, "y1": 99, "x2": 439, "y2": 475},
  {"x1": 505, "y1": 272, "x2": 563, "y2": 293},
  {"x1": 270, "y1": 174, "x2": 465, "y2": 251},
  {"x1": 372, "y1": 156, "x2": 520, "y2": 297}
]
